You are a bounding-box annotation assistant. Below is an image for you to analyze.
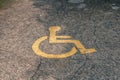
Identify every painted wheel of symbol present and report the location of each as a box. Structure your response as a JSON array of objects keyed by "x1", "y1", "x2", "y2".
[{"x1": 32, "y1": 36, "x2": 77, "y2": 58}]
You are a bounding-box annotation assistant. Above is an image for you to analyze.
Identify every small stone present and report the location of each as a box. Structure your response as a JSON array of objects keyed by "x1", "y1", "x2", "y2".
[
  {"x1": 68, "y1": 0, "x2": 84, "y2": 3},
  {"x1": 84, "y1": 8, "x2": 88, "y2": 11},
  {"x1": 112, "y1": 6, "x2": 119, "y2": 10},
  {"x1": 112, "y1": 4, "x2": 116, "y2": 6},
  {"x1": 78, "y1": 3, "x2": 86, "y2": 9}
]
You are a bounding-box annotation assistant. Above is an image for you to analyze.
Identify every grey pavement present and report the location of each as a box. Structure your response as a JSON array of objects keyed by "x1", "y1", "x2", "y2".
[{"x1": 0, "y1": 0, "x2": 120, "y2": 80}]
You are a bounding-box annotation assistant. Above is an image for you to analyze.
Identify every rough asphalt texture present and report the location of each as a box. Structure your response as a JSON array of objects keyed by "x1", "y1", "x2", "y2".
[{"x1": 0, "y1": 0, "x2": 120, "y2": 80}]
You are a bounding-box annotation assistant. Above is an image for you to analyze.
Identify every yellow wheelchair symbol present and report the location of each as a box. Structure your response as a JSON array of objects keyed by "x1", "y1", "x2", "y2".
[{"x1": 32, "y1": 26, "x2": 97, "y2": 58}]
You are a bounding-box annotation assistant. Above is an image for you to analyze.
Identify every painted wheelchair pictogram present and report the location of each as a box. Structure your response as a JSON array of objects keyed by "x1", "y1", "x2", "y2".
[{"x1": 32, "y1": 26, "x2": 97, "y2": 58}]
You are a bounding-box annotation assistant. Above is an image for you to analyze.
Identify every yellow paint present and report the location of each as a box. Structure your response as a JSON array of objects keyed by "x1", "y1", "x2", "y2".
[{"x1": 32, "y1": 26, "x2": 97, "y2": 58}]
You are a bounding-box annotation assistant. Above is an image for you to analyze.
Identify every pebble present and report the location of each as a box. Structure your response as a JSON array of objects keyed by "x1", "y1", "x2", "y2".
[
  {"x1": 78, "y1": 3, "x2": 86, "y2": 9},
  {"x1": 112, "y1": 6, "x2": 119, "y2": 10}
]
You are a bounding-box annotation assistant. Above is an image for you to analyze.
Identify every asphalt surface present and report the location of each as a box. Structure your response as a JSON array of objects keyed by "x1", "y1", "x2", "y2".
[{"x1": 0, "y1": 0, "x2": 120, "y2": 80}]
